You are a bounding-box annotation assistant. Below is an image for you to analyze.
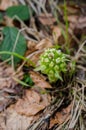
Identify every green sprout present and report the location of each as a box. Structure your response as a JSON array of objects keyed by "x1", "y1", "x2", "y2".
[
  {"x1": 36, "y1": 48, "x2": 69, "y2": 83},
  {"x1": 22, "y1": 73, "x2": 34, "y2": 87}
]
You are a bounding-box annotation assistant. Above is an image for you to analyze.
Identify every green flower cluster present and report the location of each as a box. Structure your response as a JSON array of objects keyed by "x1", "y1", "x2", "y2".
[{"x1": 38, "y1": 48, "x2": 68, "y2": 83}]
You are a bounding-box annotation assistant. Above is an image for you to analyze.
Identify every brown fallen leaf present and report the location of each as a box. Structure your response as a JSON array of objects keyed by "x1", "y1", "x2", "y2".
[
  {"x1": 29, "y1": 51, "x2": 43, "y2": 65},
  {"x1": 38, "y1": 13, "x2": 56, "y2": 25},
  {"x1": 0, "y1": 0, "x2": 18, "y2": 10},
  {"x1": 0, "y1": 113, "x2": 6, "y2": 130},
  {"x1": 76, "y1": 16, "x2": 86, "y2": 29},
  {"x1": 0, "y1": 63, "x2": 23, "y2": 89},
  {"x1": 50, "y1": 103, "x2": 72, "y2": 128},
  {"x1": 29, "y1": 71, "x2": 52, "y2": 89},
  {"x1": 26, "y1": 41, "x2": 37, "y2": 55},
  {"x1": 64, "y1": 5, "x2": 80, "y2": 14},
  {"x1": 68, "y1": 15, "x2": 79, "y2": 23},
  {"x1": 52, "y1": 26, "x2": 62, "y2": 44},
  {"x1": 0, "y1": 92, "x2": 13, "y2": 112},
  {"x1": 0, "y1": 65, "x2": 14, "y2": 77},
  {"x1": 68, "y1": 15, "x2": 86, "y2": 30},
  {"x1": 68, "y1": 15, "x2": 79, "y2": 30},
  {"x1": 3, "y1": 16, "x2": 14, "y2": 27},
  {"x1": 36, "y1": 38, "x2": 53, "y2": 50},
  {"x1": 0, "y1": 105, "x2": 34, "y2": 130},
  {"x1": 0, "y1": 65, "x2": 15, "y2": 89},
  {"x1": 28, "y1": 38, "x2": 53, "y2": 65},
  {"x1": 15, "y1": 89, "x2": 51, "y2": 116}
]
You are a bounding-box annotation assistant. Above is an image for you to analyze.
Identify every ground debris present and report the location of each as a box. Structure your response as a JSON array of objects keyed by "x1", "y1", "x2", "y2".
[{"x1": 15, "y1": 89, "x2": 51, "y2": 116}]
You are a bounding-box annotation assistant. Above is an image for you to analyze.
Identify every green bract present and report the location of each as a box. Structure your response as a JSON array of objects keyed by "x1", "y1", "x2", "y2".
[{"x1": 37, "y1": 48, "x2": 68, "y2": 83}]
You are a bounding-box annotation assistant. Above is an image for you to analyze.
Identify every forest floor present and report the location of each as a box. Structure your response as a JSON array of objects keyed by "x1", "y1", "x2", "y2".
[{"x1": 0, "y1": 0, "x2": 86, "y2": 130}]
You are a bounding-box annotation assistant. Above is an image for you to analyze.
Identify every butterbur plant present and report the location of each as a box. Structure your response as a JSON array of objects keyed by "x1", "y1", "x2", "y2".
[{"x1": 36, "y1": 48, "x2": 69, "y2": 83}]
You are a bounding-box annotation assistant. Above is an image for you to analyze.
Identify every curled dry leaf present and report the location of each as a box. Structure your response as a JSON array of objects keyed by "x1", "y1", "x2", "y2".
[
  {"x1": 65, "y1": 5, "x2": 80, "y2": 14},
  {"x1": 0, "y1": 65, "x2": 15, "y2": 89},
  {"x1": 0, "y1": 105, "x2": 33, "y2": 130},
  {"x1": 0, "y1": 113, "x2": 6, "y2": 130},
  {"x1": 0, "y1": 92, "x2": 13, "y2": 112},
  {"x1": 68, "y1": 15, "x2": 79, "y2": 23},
  {"x1": 26, "y1": 41, "x2": 37, "y2": 55},
  {"x1": 0, "y1": 64, "x2": 23, "y2": 89},
  {"x1": 68, "y1": 15, "x2": 79, "y2": 30},
  {"x1": 29, "y1": 71, "x2": 52, "y2": 89},
  {"x1": 38, "y1": 13, "x2": 56, "y2": 25},
  {"x1": 68, "y1": 15, "x2": 86, "y2": 30},
  {"x1": 0, "y1": 0, "x2": 18, "y2": 10},
  {"x1": 3, "y1": 16, "x2": 14, "y2": 27},
  {"x1": 77, "y1": 16, "x2": 86, "y2": 29},
  {"x1": 36, "y1": 38, "x2": 53, "y2": 50},
  {"x1": 52, "y1": 26, "x2": 62, "y2": 44},
  {"x1": 28, "y1": 50, "x2": 43, "y2": 65},
  {"x1": 0, "y1": 78, "x2": 13, "y2": 90},
  {"x1": 15, "y1": 89, "x2": 51, "y2": 116},
  {"x1": 50, "y1": 103, "x2": 72, "y2": 128},
  {"x1": 28, "y1": 38, "x2": 53, "y2": 65},
  {"x1": 39, "y1": 30, "x2": 49, "y2": 39}
]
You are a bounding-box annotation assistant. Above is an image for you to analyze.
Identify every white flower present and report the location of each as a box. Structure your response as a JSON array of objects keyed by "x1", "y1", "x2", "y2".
[
  {"x1": 49, "y1": 62, "x2": 54, "y2": 67},
  {"x1": 54, "y1": 65, "x2": 59, "y2": 71},
  {"x1": 48, "y1": 53, "x2": 54, "y2": 58},
  {"x1": 57, "y1": 50, "x2": 61, "y2": 53},
  {"x1": 44, "y1": 58, "x2": 49, "y2": 62},
  {"x1": 56, "y1": 58, "x2": 60, "y2": 63},
  {"x1": 49, "y1": 70, "x2": 54, "y2": 74},
  {"x1": 41, "y1": 65, "x2": 46, "y2": 70}
]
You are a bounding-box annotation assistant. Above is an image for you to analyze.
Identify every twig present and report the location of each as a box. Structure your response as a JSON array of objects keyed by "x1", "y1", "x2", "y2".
[{"x1": 75, "y1": 40, "x2": 86, "y2": 60}]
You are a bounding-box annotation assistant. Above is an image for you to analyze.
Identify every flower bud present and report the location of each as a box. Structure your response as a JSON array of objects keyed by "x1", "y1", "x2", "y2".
[{"x1": 38, "y1": 48, "x2": 68, "y2": 82}]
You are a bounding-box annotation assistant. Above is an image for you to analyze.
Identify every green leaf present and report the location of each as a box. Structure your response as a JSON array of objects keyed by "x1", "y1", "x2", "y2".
[
  {"x1": 6, "y1": 5, "x2": 31, "y2": 20},
  {"x1": 23, "y1": 73, "x2": 34, "y2": 87},
  {"x1": 13, "y1": 77, "x2": 29, "y2": 87},
  {"x1": 0, "y1": 26, "x2": 27, "y2": 65},
  {"x1": 0, "y1": 13, "x2": 3, "y2": 22}
]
